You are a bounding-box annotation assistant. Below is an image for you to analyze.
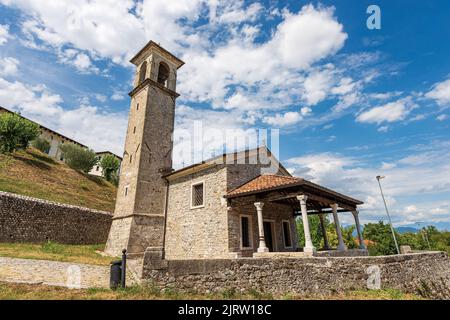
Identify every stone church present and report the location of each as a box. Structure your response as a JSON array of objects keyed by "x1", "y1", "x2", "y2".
[{"x1": 105, "y1": 41, "x2": 367, "y2": 260}]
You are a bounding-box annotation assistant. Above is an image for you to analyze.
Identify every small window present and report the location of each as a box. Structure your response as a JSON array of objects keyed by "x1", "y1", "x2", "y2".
[
  {"x1": 96, "y1": 166, "x2": 100, "y2": 171},
  {"x1": 282, "y1": 221, "x2": 292, "y2": 248},
  {"x1": 240, "y1": 215, "x2": 252, "y2": 249},
  {"x1": 133, "y1": 126, "x2": 136, "y2": 134},
  {"x1": 130, "y1": 154, "x2": 132, "y2": 163},
  {"x1": 124, "y1": 186, "x2": 129, "y2": 196},
  {"x1": 191, "y1": 182, "x2": 204, "y2": 208},
  {"x1": 136, "y1": 103, "x2": 139, "y2": 111}
]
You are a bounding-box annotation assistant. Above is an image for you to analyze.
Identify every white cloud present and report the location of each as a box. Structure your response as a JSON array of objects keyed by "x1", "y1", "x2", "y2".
[
  {"x1": 436, "y1": 114, "x2": 448, "y2": 121},
  {"x1": 263, "y1": 111, "x2": 302, "y2": 127},
  {"x1": 111, "y1": 92, "x2": 125, "y2": 101},
  {"x1": 0, "y1": 24, "x2": 12, "y2": 45},
  {"x1": 426, "y1": 78, "x2": 450, "y2": 106},
  {"x1": 0, "y1": 76, "x2": 127, "y2": 155},
  {"x1": 0, "y1": 57, "x2": 19, "y2": 76},
  {"x1": 286, "y1": 146, "x2": 450, "y2": 225},
  {"x1": 356, "y1": 98, "x2": 416, "y2": 124}
]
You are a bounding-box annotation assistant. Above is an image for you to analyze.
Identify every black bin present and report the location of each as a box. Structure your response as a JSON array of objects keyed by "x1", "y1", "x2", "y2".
[{"x1": 110, "y1": 260, "x2": 122, "y2": 290}]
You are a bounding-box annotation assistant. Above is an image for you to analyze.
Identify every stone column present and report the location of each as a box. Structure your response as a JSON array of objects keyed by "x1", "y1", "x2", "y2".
[
  {"x1": 297, "y1": 195, "x2": 315, "y2": 253},
  {"x1": 352, "y1": 210, "x2": 366, "y2": 250},
  {"x1": 331, "y1": 204, "x2": 347, "y2": 251},
  {"x1": 318, "y1": 213, "x2": 330, "y2": 250},
  {"x1": 254, "y1": 202, "x2": 268, "y2": 253}
]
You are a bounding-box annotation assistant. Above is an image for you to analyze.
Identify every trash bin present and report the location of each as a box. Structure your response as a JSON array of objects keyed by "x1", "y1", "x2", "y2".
[{"x1": 110, "y1": 260, "x2": 122, "y2": 290}]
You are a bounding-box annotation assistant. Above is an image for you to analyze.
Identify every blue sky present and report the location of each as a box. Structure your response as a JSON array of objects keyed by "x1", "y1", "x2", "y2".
[{"x1": 0, "y1": 1, "x2": 449, "y2": 228}]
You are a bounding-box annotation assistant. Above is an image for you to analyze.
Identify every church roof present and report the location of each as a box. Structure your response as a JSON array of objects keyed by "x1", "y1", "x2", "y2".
[
  {"x1": 226, "y1": 174, "x2": 363, "y2": 206},
  {"x1": 227, "y1": 175, "x2": 302, "y2": 197},
  {"x1": 164, "y1": 146, "x2": 291, "y2": 180}
]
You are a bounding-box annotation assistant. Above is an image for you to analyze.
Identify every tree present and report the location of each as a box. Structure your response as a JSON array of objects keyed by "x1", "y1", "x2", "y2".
[
  {"x1": 0, "y1": 112, "x2": 40, "y2": 153},
  {"x1": 363, "y1": 221, "x2": 400, "y2": 255},
  {"x1": 32, "y1": 137, "x2": 51, "y2": 154},
  {"x1": 100, "y1": 154, "x2": 120, "y2": 183},
  {"x1": 59, "y1": 143, "x2": 98, "y2": 173}
]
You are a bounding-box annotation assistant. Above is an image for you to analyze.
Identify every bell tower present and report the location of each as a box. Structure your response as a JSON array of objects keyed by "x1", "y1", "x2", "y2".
[{"x1": 105, "y1": 41, "x2": 184, "y2": 257}]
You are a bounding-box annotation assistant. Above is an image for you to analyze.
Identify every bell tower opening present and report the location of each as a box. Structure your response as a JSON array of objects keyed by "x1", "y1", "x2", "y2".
[
  {"x1": 138, "y1": 61, "x2": 147, "y2": 85},
  {"x1": 157, "y1": 62, "x2": 170, "y2": 87}
]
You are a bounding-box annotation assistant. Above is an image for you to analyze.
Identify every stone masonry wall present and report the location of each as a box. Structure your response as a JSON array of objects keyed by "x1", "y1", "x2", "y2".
[
  {"x1": 0, "y1": 191, "x2": 112, "y2": 244},
  {"x1": 143, "y1": 252, "x2": 450, "y2": 299},
  {"x1": 165, "y1": 166, "x2": 230, "y2": 260},
  {"x1": 228, "y1": 195, "x2": 298, "y2": 257}
]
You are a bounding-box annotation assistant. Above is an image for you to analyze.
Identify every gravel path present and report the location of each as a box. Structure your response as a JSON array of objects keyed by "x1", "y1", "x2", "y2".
[{"x1": 0, "y1": 257, "x2": 110, "y2": 288}]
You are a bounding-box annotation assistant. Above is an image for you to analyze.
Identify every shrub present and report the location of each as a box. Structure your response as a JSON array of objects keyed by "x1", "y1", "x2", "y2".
[
  {"x1": 59, "y1": 143, "x2": 98, "y2": 173},
  {"x1": 100, "y1": 154, "x2": 121, "y2": 182},
  {"x1": 32, "y1": 137, "x2": 51, "y2": 154},
  {"x1": 0, "y1": 112, "x2": 40, "y2": 153}
]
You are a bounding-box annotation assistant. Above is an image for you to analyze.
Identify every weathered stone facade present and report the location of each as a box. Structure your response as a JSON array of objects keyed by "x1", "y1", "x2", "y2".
[
  {"x1": 143, "y1": 252, "x2": 450, "y2": 299},
  {"x1": 227, "y1": 195, "x2": 298, "y2": 257},
  {"x1": 163, "y1": 160, "x2": 298, "y2": 260},
  {"x1": 0, "y1": 191, "x2": 112, "y2": 244},
  {"x1": 165, "y1": 166, "x2": 229, "y2": 260}
]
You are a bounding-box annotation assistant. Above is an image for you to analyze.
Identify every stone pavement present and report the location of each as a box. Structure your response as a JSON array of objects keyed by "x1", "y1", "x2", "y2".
[{"x1": 0, "y1": 257, "x2": 110, "y2": 288}]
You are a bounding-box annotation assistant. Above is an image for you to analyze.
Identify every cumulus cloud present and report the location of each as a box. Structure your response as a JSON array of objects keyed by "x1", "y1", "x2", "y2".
[
  {"x1": 356, "y1": 98, "x2": 416, "y2": 124},
  {"x1": 0, "y1": 24, "x2": 12, "y2": 45},
  {"x1": 426, "y1": 78, "x2": 450, "y2": 106},
  {"x1": 0, "y1": 57, "x2": 19, "y2": 76},
  {"x1": 0, "y1": 76, "x2": 127, "y2": 155},
  {"x1": 286, "y1": 146, "x2": 450, "y2": 225},
  {"x1": 263, "y1": 111, "x2": 302, "y2": 127}
]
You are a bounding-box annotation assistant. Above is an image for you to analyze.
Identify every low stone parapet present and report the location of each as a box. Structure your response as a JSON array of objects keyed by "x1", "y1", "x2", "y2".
[{"x1": 142, "y1": 251, "x2": 450, "y2": 299}]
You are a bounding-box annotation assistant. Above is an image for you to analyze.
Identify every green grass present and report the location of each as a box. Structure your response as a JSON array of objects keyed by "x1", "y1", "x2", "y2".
[
  {"x1": 0, "y1": 147, "x2": 116, "y2": 211},
  {"x1": 0, "y1": 242, "x2": 115, "y2": 266},
  {"x1": 0, "y1": 282, "x2": 423, "y2": 300}
]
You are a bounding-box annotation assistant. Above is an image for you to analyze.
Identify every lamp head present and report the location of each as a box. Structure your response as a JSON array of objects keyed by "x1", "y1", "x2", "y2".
[{"x1": 376, "y1": 175, "x2": 385, "y2": 180}]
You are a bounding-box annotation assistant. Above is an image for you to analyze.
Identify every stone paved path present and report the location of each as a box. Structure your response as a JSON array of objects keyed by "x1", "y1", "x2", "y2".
[{"x1": 0, "y1": 257, "x2": 110, "y2": 288}]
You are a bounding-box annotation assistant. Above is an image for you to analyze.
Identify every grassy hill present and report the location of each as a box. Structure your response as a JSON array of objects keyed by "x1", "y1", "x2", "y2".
[{"x1": 0, "y1": 147, "x2": 117, "y2": 212}]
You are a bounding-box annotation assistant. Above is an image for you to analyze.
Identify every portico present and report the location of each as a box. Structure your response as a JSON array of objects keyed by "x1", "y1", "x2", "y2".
[{"x1": 225, "y1": 174, "x2": 367, "y2": 257}]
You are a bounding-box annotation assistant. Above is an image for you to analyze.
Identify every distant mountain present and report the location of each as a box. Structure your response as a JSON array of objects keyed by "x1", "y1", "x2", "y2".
[{"x1": 395, "y1": 227, "x2": 419, "y2": 234}]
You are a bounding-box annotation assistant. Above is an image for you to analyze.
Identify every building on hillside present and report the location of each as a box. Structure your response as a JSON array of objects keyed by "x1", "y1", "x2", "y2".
[
  {"x1": 105, "y1": 41, "x2": 368, "y2": 260},
  {"x1": 89, "y1": 151, "x2": 123, "y2": 177},
  {"x1": 0, "y1": 106, "x2": 121, "y2": 174}
]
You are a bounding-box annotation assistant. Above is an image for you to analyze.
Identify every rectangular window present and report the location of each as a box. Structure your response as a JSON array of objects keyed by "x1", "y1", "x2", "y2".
[
  {"x1": 282, "y1": 221, "x2": 292, "y2": 248},
  {"x1": 124, "y1": 186, "x2": 129, "y2": 196},
  {"x1": 240, "y1": 215, "x2": 252, "y2": 249},
  {"x1": 191, "y1": 182, "x2": 204, "y2": 208}
]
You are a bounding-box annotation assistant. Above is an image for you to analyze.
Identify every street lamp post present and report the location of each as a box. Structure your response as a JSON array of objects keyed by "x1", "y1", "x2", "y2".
[{"x1": 376, "y1": 175, "x2": 400, "y2": 255}]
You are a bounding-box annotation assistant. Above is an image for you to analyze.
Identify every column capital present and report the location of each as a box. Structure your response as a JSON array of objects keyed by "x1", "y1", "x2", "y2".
[
  {"x1": 254, "y1": 202, "x2": 264, "y2": 210},
  {"x1": 296, "y1": 195, "x2": 308, "y2": 202},
  {"x1": 330, "y1": 203, "x2": 339, "y2": 211},
  {"x1": 351, "y1": 210, "x2": 359, "y2": 216}
]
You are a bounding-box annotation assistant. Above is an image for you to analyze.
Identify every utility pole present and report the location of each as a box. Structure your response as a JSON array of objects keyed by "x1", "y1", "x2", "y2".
[{"x1": 376, "y1": 176, "x2": 400, "y2": 254}]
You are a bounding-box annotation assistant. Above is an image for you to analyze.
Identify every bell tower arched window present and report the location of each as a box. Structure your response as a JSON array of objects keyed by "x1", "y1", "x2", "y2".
[
  {"x1": 138, "y1": 61, "x2": 147, "y2": 85},
  {"x1": 157, "y1": 62, "x2": 170, "y2": 87}
]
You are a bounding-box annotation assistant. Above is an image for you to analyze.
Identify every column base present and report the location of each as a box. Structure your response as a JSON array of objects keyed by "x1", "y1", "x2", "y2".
[
  {"x1": 303, "y1": 246, "x2": 316, "y2": 253},
  {"x1": 359, "y1": 245, "x2": 367, "y2": 250},
  {"x1": 257, "y1": 247, "x2": 269, "y2": 253},
  {"x1": 337, "y1": 244, "x2": 347, "y2": 251}
]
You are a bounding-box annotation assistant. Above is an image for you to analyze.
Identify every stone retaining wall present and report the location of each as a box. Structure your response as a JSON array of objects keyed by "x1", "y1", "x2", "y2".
[
  {"x1": 0, "y1": 191, "x2": 112, "y2": 244},
  {"x1": 143, "y1": 251, "x2": 450, "y2": 299}
]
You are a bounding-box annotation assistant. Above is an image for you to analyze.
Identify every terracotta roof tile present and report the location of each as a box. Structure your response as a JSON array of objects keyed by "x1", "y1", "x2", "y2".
[{"x1": 227, "y1": 175, "x2": 303, "y2": 197}]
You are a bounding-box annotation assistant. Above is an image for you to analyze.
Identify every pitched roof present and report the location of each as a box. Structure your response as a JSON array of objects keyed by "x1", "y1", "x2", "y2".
[
  {"x1": 164, "y1": 146, "x2": 291, "y2": 180},
  {"x1": 226, "y1": 174, "x2": 363, "y2": 205},
  {"x1": 227, "y1": 175, "x2": 303, "y2": 197}
]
